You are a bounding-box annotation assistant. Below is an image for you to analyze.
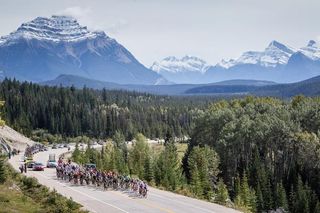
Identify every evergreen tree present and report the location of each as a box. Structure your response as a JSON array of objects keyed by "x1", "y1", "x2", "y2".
[
  {"x1": 215, "y1": 179, "x2": 230, "y2": 205},
  {"x1": 275, "y1": 182, "x2": 288, "y2": 211},
  {"x1": 190, "y1": 166, "x2": 202, "y2": 196},
  {"x1": 161, "y1": 142, "x2": 181, "y2": 191},
  {"x1": 235, "y1": 173, "x2": 257, "y2": 212},
  {"x1": 291, "y1": 176, "x2": 309, "y2": 213},
  {"x1": 129, "y1": 133, "x2": 150, "y2": 178},
  {"x1": 256, "y1": 182, "x2": 264, "y2": 212},
  {"x1": 143, "y1": 155, "x2": 153, "y2": 182},
  {"x1": 187, "y1": 146, "x2": 219, "y2": 199},
  {"x1": 72, "y1": 142, "x2": 81, "y2": 163},
  {"x1": 0, "y1": 157, "x2": 6, "y2": 184}
]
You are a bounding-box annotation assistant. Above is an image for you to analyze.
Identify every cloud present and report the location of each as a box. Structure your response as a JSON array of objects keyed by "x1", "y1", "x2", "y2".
[
  {"x1": 56, "y1": 7, "x2": 129, "y2": 34},
  {"x1": 56, "y1": 7, "x2": 96, "y2": 29},
  {"x1": 106, "y1": 19, "x2": 129, "y2": 35},
  {"x1": 58, "y1": 6, "x2": 91, "y2": 18}
]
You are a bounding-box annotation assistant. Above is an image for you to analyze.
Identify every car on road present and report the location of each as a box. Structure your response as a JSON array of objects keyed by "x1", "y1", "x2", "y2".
[
  {"x1": 47, "y1": 160, "x2": 57, "y2": 168},
  {"x1": 52, "y1": 144, "x2": 57, "y2": 149},
  {"x1": 63, "y1": 144, "x2": 68, "y2": 147},
  {"x1": 33, "y1": 162, "x2": 45, "y2": 171},
  {"x1": 58, "y1": 144, "x2": 64, "y2": 148},
  {"x1": 26, "y1": 160, "x2": 36, "y2": 168}
]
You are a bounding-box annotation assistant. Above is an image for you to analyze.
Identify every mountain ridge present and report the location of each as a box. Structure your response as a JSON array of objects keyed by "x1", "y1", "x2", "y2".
[
  {"x1": 152, "y1": 40, "x2": 320, "y2": 84},
  {"x1": 0, "y1": 15, "x2": 166, "y2": 85},
  {"x1": 42, "y1": 73, "x2": 320, "y2": 98}
]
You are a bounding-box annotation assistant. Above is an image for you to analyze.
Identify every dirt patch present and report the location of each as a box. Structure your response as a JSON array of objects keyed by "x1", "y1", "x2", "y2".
[{"x1": 0, "y1": 126, "x2": 34, "y2": 151}]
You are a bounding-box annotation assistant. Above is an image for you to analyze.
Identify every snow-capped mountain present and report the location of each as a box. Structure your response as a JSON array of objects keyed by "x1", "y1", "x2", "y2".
[
  {"x1": 151, "y1": 55, "x2": 209, "y2": 73},
  {"x1": 218, "y1": 40, "x2": 297, "y2": 68},
  {"x1": 150, "y1": 55, "x2": 210, "y2": 83},
  {"x1": 299, "y1": 40, "x2": 320, "y2": 60},
  {"x1": 0, "y1": 15, "x2": 166, "y2": 85},
  {"x1": 151, "y1": 40, "x2": 320, "y2": 84},
  {"x1": 205, "y1": 40, "x2": 320, "y2": 83}
]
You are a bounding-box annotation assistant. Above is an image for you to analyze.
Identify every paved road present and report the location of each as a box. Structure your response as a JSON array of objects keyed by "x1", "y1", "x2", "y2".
[{"x1": 9, "y1": 147, "x2": 240, "y2": 213}]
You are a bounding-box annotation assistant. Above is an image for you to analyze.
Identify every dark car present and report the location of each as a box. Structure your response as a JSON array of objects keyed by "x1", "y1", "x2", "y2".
[
  {"x1": 52, "y1": 144, "x2": 57, "y2": 149},
  {"x1": 27, "y1": 161, "x2": 36, "y2": 168},
  {"x1": 33, "y1": 162, "x2": 45, "y2": 171}
]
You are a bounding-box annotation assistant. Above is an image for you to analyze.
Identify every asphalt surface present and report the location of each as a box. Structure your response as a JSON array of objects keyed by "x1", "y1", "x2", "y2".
[{"x1": 9, "y1": 147, "x2": 240, "y2": 213}]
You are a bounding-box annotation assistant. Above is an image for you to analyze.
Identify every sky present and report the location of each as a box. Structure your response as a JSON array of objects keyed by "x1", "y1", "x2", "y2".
[{"x1": 0, "y1": 0, "x2": 319, "y2": 67}]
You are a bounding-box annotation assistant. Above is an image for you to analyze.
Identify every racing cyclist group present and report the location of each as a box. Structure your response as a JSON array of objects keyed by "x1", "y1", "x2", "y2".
[{"x1": 56, "y1": 159, "x2": 148, "y2": 198}]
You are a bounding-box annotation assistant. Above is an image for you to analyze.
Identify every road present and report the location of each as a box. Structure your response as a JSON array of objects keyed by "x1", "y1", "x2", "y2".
[{"x1": 9, "y1": 147, "x2": 240, "y2": 213}]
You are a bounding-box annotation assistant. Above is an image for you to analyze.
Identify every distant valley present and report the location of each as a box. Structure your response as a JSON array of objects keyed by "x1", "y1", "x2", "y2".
[{"x1": 42, "y1": 73, "x2": 320, "y2": 98}]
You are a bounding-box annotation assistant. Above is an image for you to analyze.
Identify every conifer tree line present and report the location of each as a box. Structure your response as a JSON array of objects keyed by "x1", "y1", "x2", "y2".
[
  {"x1": 1, "y1": 79, "x2": 320, "y2": 212},
  {"x1": 72, "y1": 132, "x2": 223, "y2": 206},
  {"x1": 0, "y1": 79, "x2": 214, "y2": 139},
  {"x1": 184, "y1": 96, "x2": 320, "y2": 212},
  {"x1": 74, "y1": 96, "x2": 320, "y2": 212}
]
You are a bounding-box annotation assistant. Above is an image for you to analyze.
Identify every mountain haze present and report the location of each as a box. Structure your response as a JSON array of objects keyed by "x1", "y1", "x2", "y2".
[{"x1": 153, "y1": 40, "x2": 320, "y2": 84}]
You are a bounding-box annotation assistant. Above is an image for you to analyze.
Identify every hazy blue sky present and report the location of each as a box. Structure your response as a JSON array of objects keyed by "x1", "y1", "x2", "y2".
[{"x1": 0, "y1": 0, "x2": 319, "y2": 66}]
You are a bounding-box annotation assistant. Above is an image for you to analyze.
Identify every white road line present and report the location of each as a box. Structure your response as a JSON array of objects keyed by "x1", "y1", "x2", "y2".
[
  {"x1": 36, "y1": 172, "x2": 129, "y2": 213},
  {"x1": 149, "y1": 192, "x2": 216, "y2": 213}
]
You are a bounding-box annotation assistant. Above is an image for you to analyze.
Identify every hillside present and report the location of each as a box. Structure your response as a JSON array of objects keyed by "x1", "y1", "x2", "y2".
[
  {"x1": 43, "y1": 74, "x2": 276, "y2": 95},
  {"x1": 253, "y1": 75, "x2": 320, "y2": 97},
  {"x1": 0, "y1": 125, "x2": 34, "y2": 151},
  {"x1": 185, "y1": 75, "x2": 320, "y2": 97}
]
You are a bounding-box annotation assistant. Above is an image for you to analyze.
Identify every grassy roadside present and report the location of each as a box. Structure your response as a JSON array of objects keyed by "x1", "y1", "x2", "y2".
[{"x1": 0, "y1": 157, "x2": 87, "y2": 213}]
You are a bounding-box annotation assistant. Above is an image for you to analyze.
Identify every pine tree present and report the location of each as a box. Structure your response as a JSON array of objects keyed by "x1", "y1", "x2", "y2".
[
  {"x1": 0, "y1": 157, "x2": 6, "y2": 184},
  {"x1": 235, "y1": 173, "x2": 257, "y2": 212},
  {"x1": 72, "y1": 142, "x2": 81, "y2": 163},
  {"x1": 190, "y1": 166, "x2": 202, "y2": 196},
  {"x1": 215, "y1": 179, "x2": 230, "y2": 205},
  {"x1": 129, "y1": 133, "x2": 150, "y2": 178},
  {"x1": 275, "y1": 182, "x2": 288, "y2": 211},
  {"x1": 143, "y1": 155, "x2": 153, "y2": 182},
  {"x1": 162, "y1": 142, "x2": 181, "y2": 191},
  {"x1": 291, "y1": 176, "x2": 309, "y2": 213},
  {"x1": 256, "y1": 182, "x2": 264, "y2": 212}
]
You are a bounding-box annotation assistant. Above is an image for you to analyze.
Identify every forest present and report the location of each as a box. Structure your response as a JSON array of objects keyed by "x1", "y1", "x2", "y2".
[
  {"x1": 73, "y1": 96, "x2": 320, "y2": 213},
  {"x1": 1, "y1": 79, "x2": 320, "y2": 212},
  {"x1": 0, "y1": 79, "x2": 215, "y2": 140},
  {"x1": 185, "y1": 96, "x2": 320, "y2": 212}
]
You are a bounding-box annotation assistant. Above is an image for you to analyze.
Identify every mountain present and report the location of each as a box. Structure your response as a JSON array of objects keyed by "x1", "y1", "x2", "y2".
[
  {"x1": 299, "y1": 40, "x2": 320, "y2": 60},
  {"x1": 208, "y1": 79, "x2": 276, "y2": 86},
  {"x1": 154, "y1": 40, "x2": 320, "y2": 84},
  {"x1": 42, "y1": 74, "x2": 122, "y2": 89},
  {"x1": 43, "y1": 74, "x2": 276, "y2": 96},
  {"x1": 205, "y1": 40, "x2": 320, "y2": 83},
  {"x1": 44, "y1": 73, "x2": 320, "y2": 98},
  {"x1": 150, "y1": 55, "x2": 210, "y2": 83},
  {"x1": 42, "y1": 74, "x2": 198, "y2": 95},
  {"x1": 185, "y1": 74, "x2": 320, "y2": 98},
  {"x1": 0, "y1": 15, "x2": 166, "y2": 85},
  {"x1": 217, "y1": 40, "x2": 296, "y2": 69},
  {"x1": 253, "y1": 75, "x2": 320, "y2": 97}
]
